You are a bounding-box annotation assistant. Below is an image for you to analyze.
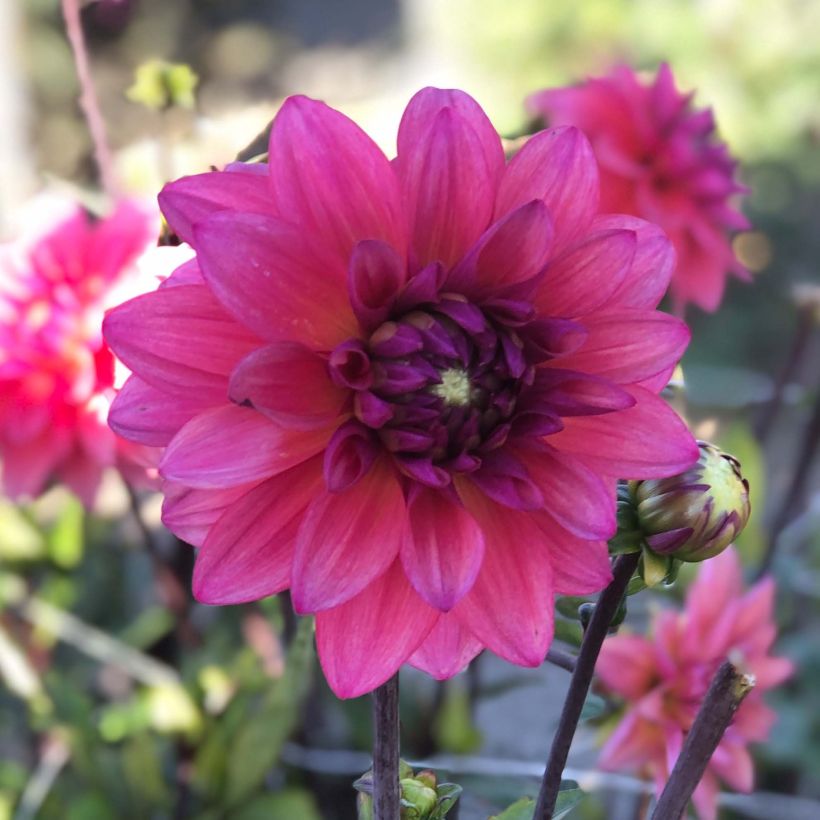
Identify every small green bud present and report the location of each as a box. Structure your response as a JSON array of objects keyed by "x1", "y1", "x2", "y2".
[
  {"x1": 400, "y1": 777, "x2": 439, "y2": 816},
  {"x1": 355, "y1": 763, "x2": 460, "y2": 819},
  {"x1": 631, "y1": 441, "x2": 751, "y2": 562}
]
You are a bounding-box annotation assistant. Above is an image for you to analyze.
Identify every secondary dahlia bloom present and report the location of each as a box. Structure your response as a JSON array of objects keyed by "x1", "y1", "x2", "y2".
[
  {"x1": 103, "y1": 87, "x2": 698, "y2": 698},
  {"x1": 597, "y1": 548, "x2": 793, "y2": 820},
  {"x1": 0, "y1": 197, "x2": 157, "y2": 506},
  {"x1": 529, "y1": 64, "x2": 749, "y2": 312}
]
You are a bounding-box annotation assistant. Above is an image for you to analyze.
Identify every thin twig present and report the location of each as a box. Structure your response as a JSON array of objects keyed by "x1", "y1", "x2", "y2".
[
  {"x1": 61, "y1": 0, "x2": 118, "y2": 198},
  {"x1": 546, "y1": 648, "x2": 577, "y2": 674},
  {"x1": 372, "y1": 674, "x2": 401, "y2": 819},
  {"x1": 651, "y1": 660, "x2": 755, "y2": 820},
  {"x1": 15, "y1": 733, "x2": 71, "y2": 820},
  {"x1": 533, "y1": 552, "x2": 640, "y2": 819}
]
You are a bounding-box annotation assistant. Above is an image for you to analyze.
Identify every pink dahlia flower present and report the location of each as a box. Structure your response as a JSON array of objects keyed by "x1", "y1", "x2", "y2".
[
  {"x1": 528, "y1": 64, "x2": 750, "y2": 313},
  {"x1": 103, "y1": 87, "x2": 698, "y2": 698},
  {"x1": 597, "y1": 548, "x2": 793, "y2": 820},
  {"x1": 0, "y1": 197, "x2": 158, "y2": 507}
]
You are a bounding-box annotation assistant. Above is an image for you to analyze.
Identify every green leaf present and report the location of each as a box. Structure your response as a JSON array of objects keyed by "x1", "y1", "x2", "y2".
[
  {"x1": 432, "y1": 679, "x2": 482, "y2": 753},
  {"x1": 580, "y1": 692, "x2": 606, "y2": 721},
  {"x1": 552, "y1": 618, "x2": 583, "y2": 648},
  {"x1": 126, "y1": 60, "x2": 198, "y2": 110},
  {"x1": 47, "y1": 495, "x2": 84, "y2": 569},
  {"x1": 490, "y1": 797, "x2": 535, "y2": 819},
  {"x1": 552, "y1": 786, "x2": 585, "y2": 819},
  {"x1": 233, "y1": 789, "x2": 322, "y2": 820},
  {"x1": 434, "y1": 782, "x2": 463, "y2": 818}
]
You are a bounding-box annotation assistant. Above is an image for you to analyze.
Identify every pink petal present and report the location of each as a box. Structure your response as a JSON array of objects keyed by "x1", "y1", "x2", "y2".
[
  {"x1": 268, "y1": 95, "x2": 405, "y2": 261},
  {"x1": 396, "y1": 101, "x2": 497, "y2": 269},
  {"x1": 194, "y1": 212, "x2": 358, "y2": 349},
  {"x1": 89, "y1": 198, "x2": 156, "y2": 283},
  {"x1": 495, "y1": 126, "x2": 600, "y2": 251},
  {"x1": 322, "y1": 421, "x2": 379, "y2": 491},
  {"x1": 348, "y1": 240, "x2": 406, "y2": 330},
  {"x1": 316, "y1": 560, "x2": 438, "y2": 698},
  {"x1": 549, "y1": 386, "x2": 699, "y2": 478},
  {"x1": 193, "y1": 456, "x2": 324, "y2": 604},
  {"x1": 467, "y1": 450, "x2": 544, "y2": 511},
  {"x1": 594, "y1": 215, "x2": 676, "y2": 309},
  {"x1": 513, "y1": 442, "x2": 616, "y2": 540},
  {"x1": 409, "y1": 614, "x2": 483, "y2": 680},
  {"x1": 710, "y1": 740, "x2": 754, "y2": 793},
  {"x1": 103, "y1": 284, "x2": 260, "y2": 396},
  {"x1": 400, "y1": 485, "x2": 485, "y2": 611},
  {"x1": 161, "y1": 481, "x2": 255, "y2": 546},
  {"x1": 1, "y1": 430, "x2": 71, "y2": 501},
  {"x1": 291, "y1": 456, "x2": 406, "y2": 612},
  {"x1": 158, "y1": 169, "x2": 277, "y2": 245},
  {"x1": 522, "y1": 368, "x2": 636, "y2": 417},
  {"x1": 691, "y1": 771, "x2": 720, "y2": 820},
  {"x1": 597, "y1": 635, "x2": 658, "y2": 699},
  {"x1": 160, "y1": 405, "x2": 329, "y2": 488},
  {"x1": 534, "y1": 229, "x2": 636, "y2": 317},
  {"x1": 448, "y1": 200, "x2": 554, "y2": 294},
  {"x1": 228, "y1": 342, "x2": 347, "y2": 431},
  {"x1": 56, "y1": 451, "x2": 104, "y2": 509},
  {"x1": 599, "y1": 711, "x2": 657, "y2": 771},
  {"x1": 110, "y1": 375, "x2": 219, "y2": 446},
  {"x1": 453, "y1": 481, "x2": 554, "y2": 666},
  {"x1": 547, "y1": 309, "x2": 690, "y2": 387}
]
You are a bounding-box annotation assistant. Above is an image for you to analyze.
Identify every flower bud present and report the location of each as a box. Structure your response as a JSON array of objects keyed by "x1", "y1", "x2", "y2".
[
  {"x1": 631, "y1": 441, "x2": 750, "y2": 562},
  {"x1": 354, "y1": 762, "x2": 461, "y2": 819}
]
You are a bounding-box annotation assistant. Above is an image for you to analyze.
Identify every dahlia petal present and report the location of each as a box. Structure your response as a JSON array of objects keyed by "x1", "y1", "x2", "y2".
[
  {"x1": 409, "y1": 615, "x2": 483, "y2": 680},
  {"x1": 159, "y1": 258, "x2": 205, "y2": 288},
  {"x1": 513, "y1": 442, "x2": 616, "y2": 540},
  {"x1": 161, "y1": 481, "x2": 255, "y2": 546},
  {"x1": 322, "y1": 421, "x2": 379, "y2": 491},
  {"x1": 228, "y1": 342, "x2": 347, "y2": 430},
  {"x1": 110, "y1": 375, "x2": 218, "y2": 446},
  {"x1": 103, "y1": 284, "x2": 260, "y2": 395},
  {"x1": 194, "y1": 212, "x2": 357, "y2": 349},
  {"x1": 315, "y1": 560, "x2": 438, "y2": 698},
  {"x1": 535, "y1": 228, "x2": 636, "y2": 317},
  {"x1": 710, "y1": 741, "x2": 754, "y2": 793},
  {"x1": 594, "y1": 215, "x2": 676, "y2": 309},
  {"x1": 400, "y1": 485, "x2": 485, "y2": 611},
  {"x1": 524, "y1": 368, "x2": 636, "y2": 417},
  {"x1": 549, "y1": 386, "x2": 699, "y2": 478},
  {"x1": 56, "y1": 451, "x2": 104, "y2": 509},
  {"x1": 550, "y1": 310, "x2": 689, "y2": 387},
  {"x1": 89, "y1": 199, "x2": 157, "y2": 283},
  {"x1": 598, "y1": 711, "x2": 656, "y2": 771},
  {"x1": 468, "y1": 450, "x2": 544, "y2": 511},
  {"x1": 348, "y1": 240, "x2": 406, "y2": 330},
  {"x1": 597, "y1": 635, "x2": 658, "y2": 699},
  {"x1": 158, "y1": 169, "x2": 277, "y2": 245},
  {"x1": 1, "y1": 430, "x2": 70, "y2": 501},
  {"x1": 495, "y1": 126, "x2": 599, "y2": 250},
  {"x1": 268, "y1": 95, "x2": 405, "y2": 260},
  {"x1": 454, "y1": 484, "x2": 554, "y2": 666},
  {"x1": 448, "y1": 200, "x2": 554, "y2": 294},
  {"x1": 291, "y1": 456, "x2": 406, "y2": 612},
  {"x1": 691, "y1": 771, "x2": 720, "y2": 820},
  {"x1": 193, "y1": 456, "x2": 324, "y2": 604},
  {"x1": 160, "y1": 405, "x2": 329, "y2": 489},
  {"x1": 397, "y1": 103, "x2": 496, "y2": 269}
]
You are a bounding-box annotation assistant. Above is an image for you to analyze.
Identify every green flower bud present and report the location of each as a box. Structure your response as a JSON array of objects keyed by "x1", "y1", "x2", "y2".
[
  {"x1": 400, "y1": 776, "x2": 439, "y2": 817},
  {"x1": 631, "y1": 441, "x2": 751, "y2": 562}
]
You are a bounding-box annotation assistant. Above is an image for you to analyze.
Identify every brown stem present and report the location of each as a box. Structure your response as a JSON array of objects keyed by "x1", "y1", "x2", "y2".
[
  {"x1": 61, "y1": 0, "x2": 118, "y2": 198},
  {"x1": 372, "y1": 674, "x2": 401, "y2": 819},
  {"x1": 545, "y1": 648, "x2": 577, "y2": 674},
  {"x1": 651, "y1": 660, "x2": 755, "y2": 820},
  {"x1": 534, "y1": 551, "x2": 640, "y2": 818}
]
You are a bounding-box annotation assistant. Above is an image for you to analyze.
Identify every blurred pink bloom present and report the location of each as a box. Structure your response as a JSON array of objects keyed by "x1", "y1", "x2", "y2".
[
  {"x1": 104, "y1": 87, "x2": 698, "y2": 698},
  {"x1": 0, "y1": 197, "x2": 159, "y2": 507},
  {"x1": 597, "y1": 548, "x2": 793, "y2": 820},
  {"x1": 529, "y1": 64, "x2": 750, "y2": 312}
]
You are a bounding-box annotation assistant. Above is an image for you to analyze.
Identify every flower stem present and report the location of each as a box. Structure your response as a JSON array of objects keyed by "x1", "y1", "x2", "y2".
[
  {"x1": 533, "y1": 551, "x2": 640, "y2": 819},
  {"x1": 372, "y1": 673, "x2": 401, "y2": 819},
  {"x1": 61, "y1": 0, "x2": 119, "y2": 198},
  {"x1": 651, "y1": 660, "x2": 755, "y2": 820}
]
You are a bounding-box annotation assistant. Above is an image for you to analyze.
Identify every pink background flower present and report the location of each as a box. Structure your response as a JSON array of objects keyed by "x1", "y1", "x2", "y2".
[
  {"x1": 0, "y1": 196, "x2": 159, "y2": 507},
  {"x1": 597, "y1": 548, "x2": 793, "y2": 820},
  {"x1": 529, "y1": 64, "x2": 750, "y2": 313},
  {"x1": 104, "y1": 87, "x2": 698, "y2": 698}
]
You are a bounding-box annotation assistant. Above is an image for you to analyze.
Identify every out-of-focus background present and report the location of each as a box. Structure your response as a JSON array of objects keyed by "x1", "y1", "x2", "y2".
[{"x1": 1, "y1": 1, "x2": 819, "y2": 818}]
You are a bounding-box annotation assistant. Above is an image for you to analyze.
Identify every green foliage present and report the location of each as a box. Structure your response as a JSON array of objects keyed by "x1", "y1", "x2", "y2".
[
  {"x1": 127, "y1": 60, "x2": 199, "y2": 111},
  {"x1": 490, "y1": 783, "x2": 585, "y2": 818}
]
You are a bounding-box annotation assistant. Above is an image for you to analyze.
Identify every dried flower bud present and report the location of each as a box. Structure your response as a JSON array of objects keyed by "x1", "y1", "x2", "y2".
[{"x1": 631, "y1": 441, "x2": 751, "y2": 562}]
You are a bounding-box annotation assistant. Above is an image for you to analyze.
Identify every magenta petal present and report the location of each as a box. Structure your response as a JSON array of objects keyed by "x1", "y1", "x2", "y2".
[
  {"x1": 513, "y1": 441, "x2": 616, "y2": 540},
  {"x1": 291, "y1": 457, "x2": 406, "y2": 612},
  {"x1": 409, "y1": 615, "x2": 483, "y2": 680},
  {"x1": 193, "y1": 456, "x2": 323, "y2": 604},
  {"x1": 552, "y1": 309, "x2": 690, "y2": 387},
  {"x1": 468, "y1": 450, "x2": 544, "y2": 510},
  {"x1": 453, "y1": 485, "x2": 555, "y2": 666},
  {"x1": 228, "y1": 342, "x2": 347, "y2": 430},
  {"x1": 194, "y1": 212, "x2": 357, "y2": 349},
  {"x1": 396, "y1": 102, "x2": 497, "y2": 269},
  {"x1": 449, "y1": 200, "x2": 554, "y2": 294},
  {"x1": 348, "y1": 240, "x2": 406, "y2": 329},
  {"x1": 160, "y1": 405, "x2": 330, "y2": 488},
  {"x1": 110, "y1": 375, "x2": 219, "y2": 446},
  {"x1": 550, "y1": 386, "x2": 699, "y2": 478},
  {"x1": 158, "y1": 169, "x2": 277, "y2": 245},
  {"x1": 594, "y1": 215, "x2": 676, "y2": 309},
  {"x1": 268, "y1": 95, "x2": 405, "y2": 260},
  {"x1": 536, "y1": 229, "x2": 636, "y2": 317},
  {"x1": 316, "y1": 560, "x2": 437, "y2": 698},
  {"x1": 161, "y1": 481, "x2": 254, "y2": 547},
  {"x1": 496, "y1": 126, "x2": 600, "y2": 251},
  {"x1": 400, "y1": 485, "x2": 485, "y2": 611},
  {"x1": 103, "y1": 285, "x2": 260, "y2": 396},
  {"x1": 323, "y1": 421, "x2": 379, "y2": 492},
  {"x1": 523, "y1": 368, "x2": 636, "y2": 417}
]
